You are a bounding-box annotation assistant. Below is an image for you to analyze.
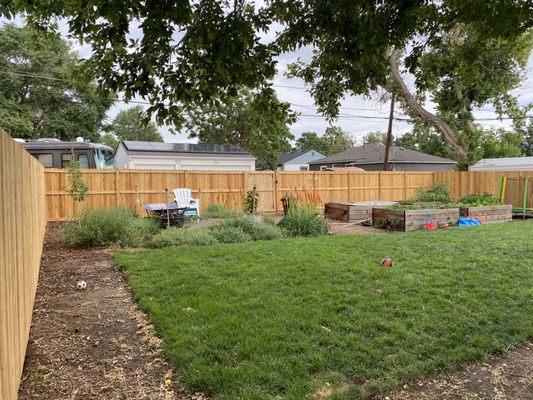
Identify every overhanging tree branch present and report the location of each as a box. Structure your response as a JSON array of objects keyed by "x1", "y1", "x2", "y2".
[{"x1": 389, "y1": 49, "x2": 468, "y2": 161}]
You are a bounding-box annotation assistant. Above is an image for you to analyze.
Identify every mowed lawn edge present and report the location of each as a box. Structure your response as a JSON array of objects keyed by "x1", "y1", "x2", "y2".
[{"x1": 115, "y1": 222, "x2": 533, "y2": 400}]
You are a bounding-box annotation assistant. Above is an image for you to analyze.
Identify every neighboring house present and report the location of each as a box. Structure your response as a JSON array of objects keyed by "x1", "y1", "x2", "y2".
[
  {"x1": 469, "y1": 157, "x2": 533, "y2": 171},
  {"x1": 115, "y1": 141, "x2": 256, "y2": 171},
  {"x1": 308, "y1": 144, "x2": 457, "y2": 171},
  {"x1": 277, "y1": 150, "x2": 326, "y2": 171}
]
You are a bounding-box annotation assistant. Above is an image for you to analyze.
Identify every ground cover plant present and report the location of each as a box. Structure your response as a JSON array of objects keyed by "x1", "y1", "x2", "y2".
[
  {"x1": 457, "y1": 193, "x2": 501, "y2": 207},
  {"x1": 64, "y1": 207, "x2": 160, "y2": 247},
  {"x1": 411, "y1": 183, "x2": 452, "y2": 203},
  {"x1": 203, "y1": 204, "x2": 242, "y2": 219},
  {"x1": 388, "y1": 203, "x2": 458, "y2": 210},
  {"x1": 115, "y1": 222, "x2": 533, "y2": 399}
]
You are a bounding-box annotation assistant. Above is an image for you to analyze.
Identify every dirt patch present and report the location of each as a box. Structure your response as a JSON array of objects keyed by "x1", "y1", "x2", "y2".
[
  {"x1": 381, "y1": 343, "x2": 533, "y2": 400},
  {"x1": 327, "y1": 220, "x2": 385, "y2": 235},
  {"x1": 19, "y1": 223, "x2": 205, "y2": 400}
]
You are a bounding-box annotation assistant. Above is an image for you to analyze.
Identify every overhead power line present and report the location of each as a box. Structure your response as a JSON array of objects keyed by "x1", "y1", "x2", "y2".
[{"x1": 0, "y1": 69, "x2": 531, "y2": 121}]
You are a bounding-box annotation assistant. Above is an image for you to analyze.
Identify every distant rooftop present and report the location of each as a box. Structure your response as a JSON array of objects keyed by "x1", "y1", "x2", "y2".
[
  {"x1": 309, "y1": 144, "x2": 456, "y2": 165},
  {"x1": 121, "y1": 141, "x2": 253, "y2": 157},
  {"x1": 469, "y1": 156, "x2": 533, "y2": 171}
]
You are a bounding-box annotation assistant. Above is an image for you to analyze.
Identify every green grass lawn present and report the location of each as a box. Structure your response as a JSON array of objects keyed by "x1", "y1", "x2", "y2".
[{"x1": 115, "y1": 222, "x2": 533, "y2": 400}]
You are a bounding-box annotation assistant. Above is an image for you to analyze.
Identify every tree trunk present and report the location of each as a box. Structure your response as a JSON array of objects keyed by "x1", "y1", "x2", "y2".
[{"x1": 389, "y1": 49, "x2": 468, "y2": 161}]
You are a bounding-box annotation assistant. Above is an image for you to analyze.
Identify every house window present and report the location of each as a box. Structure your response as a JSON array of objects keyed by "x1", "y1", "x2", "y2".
[
  {"x1": 320, "y1": 165, "x2": 328, "y2": 171},
  {"x1": 34, "y1": 153, "x2": 53, "y2": 168},
  {"x1": 61, "y1": 153, "x2": 73, "y2": 168},
  {"x1": 299, "y1": 165, "x2": 309, "y2": 171},
  {"x1": 77, "y1": 154, "x2": 89, "y2": 169}
]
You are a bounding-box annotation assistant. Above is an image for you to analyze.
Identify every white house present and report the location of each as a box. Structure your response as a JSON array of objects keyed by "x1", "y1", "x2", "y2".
[
  {"x1": 114, "y1": 141, "x2": 256, "y2": 171},
  {"x1": 469, "y1": 157, "x2": 533, "y2": 172},
  {"x1": 277, "y1": 149, "x2": 326, "y2": 171}
]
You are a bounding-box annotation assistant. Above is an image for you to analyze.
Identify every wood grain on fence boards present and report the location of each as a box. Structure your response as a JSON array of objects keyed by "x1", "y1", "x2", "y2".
[
  {"x1": 0, "y1": 131, "x2": 47, "y2": 400},
  {"x1": 44, "y1": 169, "x2": 533, "y2": 221}
]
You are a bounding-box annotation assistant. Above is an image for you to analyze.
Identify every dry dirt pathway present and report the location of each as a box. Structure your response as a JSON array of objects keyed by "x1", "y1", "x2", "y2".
[{"x1": 18, "y1": 224, "x2": 198, "y2": 400}]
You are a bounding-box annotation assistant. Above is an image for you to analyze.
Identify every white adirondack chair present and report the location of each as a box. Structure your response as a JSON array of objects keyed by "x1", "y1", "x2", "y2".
[{"x1": 173, "y1": 188, "x2": 200, "y2": 219}]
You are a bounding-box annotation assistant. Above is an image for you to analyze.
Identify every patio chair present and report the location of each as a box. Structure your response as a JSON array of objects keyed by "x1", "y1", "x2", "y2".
[{"x1": 173, "y1": 188, "x2": 200, "y2": 220}]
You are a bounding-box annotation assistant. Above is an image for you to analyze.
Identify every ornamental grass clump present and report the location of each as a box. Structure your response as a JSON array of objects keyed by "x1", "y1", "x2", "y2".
[
  {"x1": 278, "y1": 203, "x2": 329, "y2": 237},
  {"x1": 63, "y1": 207, "x2": 159, "y2": 247}
]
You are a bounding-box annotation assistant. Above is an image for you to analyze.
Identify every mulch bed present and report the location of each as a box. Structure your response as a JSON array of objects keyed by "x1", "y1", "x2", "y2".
[{"x1": 18, "y1": 223, "x2": 205, "y2": 400}]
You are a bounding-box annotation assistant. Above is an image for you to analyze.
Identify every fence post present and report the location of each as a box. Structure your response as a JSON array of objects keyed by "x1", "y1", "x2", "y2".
[
  {"x1": 347, "y1": 171, "x2": 351, "y2": 201},
  {"x1": 274, "y1": 171, "x2": 279, "y2": 214},
  {"x1": 404, "y1": 172, "x2": 407, "y2": 200},
  {"x1": 378, "y1": 172, "x2": 382, "y2": 199},
  {"x1": 115, "y1": 169, "x2": 120, "y2": 207}
]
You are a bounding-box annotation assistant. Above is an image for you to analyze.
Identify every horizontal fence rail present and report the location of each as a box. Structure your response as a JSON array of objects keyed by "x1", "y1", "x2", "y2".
[
  {"x1": 1, "y1": 131, "x2": 47, "y2": 399},
  {"x1": 44, "y1": 169, "x2": 533, "y2": 221}
]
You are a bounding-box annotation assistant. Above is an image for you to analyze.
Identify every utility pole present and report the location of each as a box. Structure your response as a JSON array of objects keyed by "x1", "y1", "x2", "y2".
[{"x1": 383, "y1": 93, "x2": 395, "y2": 171}]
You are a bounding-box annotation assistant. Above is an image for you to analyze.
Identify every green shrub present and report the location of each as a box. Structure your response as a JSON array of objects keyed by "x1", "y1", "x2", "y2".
[
  {"x1": 261, "y1": 214, "x2": 276, "y2": 225},
  {"x1": 210, "y1": 226, "x2": 253, "y2": 243},
  {"x1": 278, "y1": 204, "x2": 329, "y2": 237},
  {"x1": 120, "y1": 217, "x2": 161, "y2": 247},
  {"x1": 457, "y1": 192, "x2": 501, "y2": 206},
  {"x1": 63, "y1": 207, "x2": 159, "y2": 247},
  {"x1": 203, "y1": 204, "x2": 241, "y2": 219},
  {"x1": 216, "y1": 217, "x2": 285, "y2": 241},
  {"x1": 247, "y1": 223, "x2": 285, "y2": 241},
  {"x1": 149, "y1": 227, "x2": 218, "y2": 248},
  {"x1": 412, "y1": 183, "x2": 452, "y2": 202}
]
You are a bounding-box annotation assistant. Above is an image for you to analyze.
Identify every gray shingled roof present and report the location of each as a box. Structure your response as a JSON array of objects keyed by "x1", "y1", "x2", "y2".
[
  {"x1": 277, "y1": 150, "x2": 307, "y2": 165},
  {"x1": 122, "y1": 141, "x2": 253, "y2": 156},
  {"x1": 308, "y1": 144, "x2": 456, "y2": 165}
]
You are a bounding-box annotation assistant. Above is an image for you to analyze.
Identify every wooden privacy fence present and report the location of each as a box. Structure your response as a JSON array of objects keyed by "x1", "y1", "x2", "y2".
[
  {"x1": 45, "y1": 169, "x2": 533, "y2": 221},
  {"x1": 0, "y1": 132, "x2": 47, "y2": 399}
]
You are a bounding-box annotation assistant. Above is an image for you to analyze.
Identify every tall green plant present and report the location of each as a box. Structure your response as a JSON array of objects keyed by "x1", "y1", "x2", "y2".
[
  {"x1": 243, "y1": 187, "x2": 259, "y2": 214},
  {"x1": 66, "y1": 160, "x2": 89, "y2": 202}
]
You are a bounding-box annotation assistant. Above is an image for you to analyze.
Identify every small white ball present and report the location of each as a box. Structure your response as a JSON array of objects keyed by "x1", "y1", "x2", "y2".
[{"x1": 77, "y1": 280, "x2": 87, "y2": 290}]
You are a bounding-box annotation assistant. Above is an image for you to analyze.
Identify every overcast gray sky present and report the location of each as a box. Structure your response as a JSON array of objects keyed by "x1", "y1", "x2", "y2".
[{"x1": 4, "y1": 16, "x2": 533, "y2": 145}]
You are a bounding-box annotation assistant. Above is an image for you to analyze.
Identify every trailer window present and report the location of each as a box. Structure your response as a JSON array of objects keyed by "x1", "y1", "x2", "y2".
[
  {"x1": 61, "y1": 153, "x2": 73, "y2": 168},
  {"x1": 34, "y1": 153, "x2": 53, "y2": 168},
  {"x1": 77, "y1": 154, "x2": 89, "y2": 168}
]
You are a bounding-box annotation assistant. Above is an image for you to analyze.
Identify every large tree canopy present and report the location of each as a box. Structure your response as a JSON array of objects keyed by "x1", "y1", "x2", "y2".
[
  {"x1": 181, "y1": 89, "x2": 295, "y2": 170},
  {"x1": 3, "y1": 1, "x2": 529, "y2": 117},
  {"x1": 3, "y1": 1, "x2": 530, "y2": 162},
  {"x1": 0, "y1": 24, "x2": 113, "y2": 141}
]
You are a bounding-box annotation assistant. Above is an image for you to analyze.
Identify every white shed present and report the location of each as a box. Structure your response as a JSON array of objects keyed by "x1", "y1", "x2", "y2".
[
  {"x1": 115, "y1": 141, "x2": 256, "y2": 171},
  {"x1": 469, "y1": 157, "x2": 533, "y2": 172}
]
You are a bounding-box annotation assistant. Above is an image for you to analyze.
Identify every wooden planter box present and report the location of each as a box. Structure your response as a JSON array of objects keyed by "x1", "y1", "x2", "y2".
[
  {"x1": 373, "y1": 207, "x2": 459, "y2": 232},
  {"x1": 325, "y1": 202, "x2": 372, "y2": 223},
  {"x1": 459, "y1": 204, "x2": 512, "y2": 223}
]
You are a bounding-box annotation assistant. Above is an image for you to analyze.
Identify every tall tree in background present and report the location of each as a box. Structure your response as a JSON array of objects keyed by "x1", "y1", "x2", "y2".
[
  {"x1": 109, "y1": 106, "x2": 163, "y2": 143},
  {"x1": 322, "y1": 126, "x2": 355, "y2": 155},
  {"x1": 295, "y1": 132, "x2": 329, "y2": 155},
  {"x1": 294, "y1": 127, "x2": 354, "y2": 156},
  {"x1": 180, "y1": 89, "x2": 295, "y2": 170},
  {"x1": 391, "y1": 29, "x2": 532, "y2": 167},
  {"x1": 0, "y1": 24, "x2": 113, "y2": 141},
  {"x1": 362, "y1": 132, "x2": 388, "y2": 145}
]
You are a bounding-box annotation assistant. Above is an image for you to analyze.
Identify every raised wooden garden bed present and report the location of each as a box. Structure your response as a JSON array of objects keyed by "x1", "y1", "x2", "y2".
[
  {"x1": 373, "y1": 207, "x2": 459, "y2": 232},
  {"x1": 325, "y1": 202, "x2": 372, "y2": 222},
  {"x1": 459, "y1": 204, "x2": 512, "y2": 223}
]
